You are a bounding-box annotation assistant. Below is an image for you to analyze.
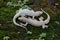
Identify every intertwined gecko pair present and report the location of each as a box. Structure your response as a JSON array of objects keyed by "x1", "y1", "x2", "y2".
[{"x1": 13, "y1": 8, "x2": 50, "y2": 31}]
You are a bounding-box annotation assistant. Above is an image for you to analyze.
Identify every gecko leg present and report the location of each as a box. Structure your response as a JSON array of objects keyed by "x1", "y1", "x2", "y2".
[
  {"x1": 42, "y1": 24, "x2": 48, "y2": 29},
  {"x1": 16, "y1": 23, "x2": 28, "y2": 31},
  {"x1": 39, "y1": 17, "x2": 48, "y2": 29},
  {"x1": 39, "y1": 16, "x2": 44, "y2": 21},
  {"x1": 20, "y1": 22, "x2": 28, "y2": 26},
  {"x1": 32, "y1": 16, "x2": 34, "y2": 19},
  {"x1": 24, "y1": 22, "x2": 28, "y2": 26}
]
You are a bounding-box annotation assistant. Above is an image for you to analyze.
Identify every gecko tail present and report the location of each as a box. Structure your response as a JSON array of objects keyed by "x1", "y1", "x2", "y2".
[{"x1": 13, "y1": 18, "x2": 28, "y2": 31}]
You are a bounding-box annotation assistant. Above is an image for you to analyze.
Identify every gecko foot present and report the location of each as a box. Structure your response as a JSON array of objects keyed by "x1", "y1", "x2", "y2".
[
  {"x1": 20, "y1": 22, "x2": 28, "y2": 27},
  {"x1": 42, "y1": 25, "x2": 48, "y2": 29},
  {"x1": 39, "y1": 16, "x2": 44, "y2": 21}
]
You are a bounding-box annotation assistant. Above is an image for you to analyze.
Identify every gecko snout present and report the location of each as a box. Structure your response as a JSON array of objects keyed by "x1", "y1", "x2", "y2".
[{"x1": 18, "y1": 17, "x2": 23, "y2": 20}]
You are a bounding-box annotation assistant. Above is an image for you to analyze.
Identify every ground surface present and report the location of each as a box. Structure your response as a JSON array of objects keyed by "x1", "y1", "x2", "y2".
[{"x1": 0, "y1": 0, "x2": 60, "y2": 40}]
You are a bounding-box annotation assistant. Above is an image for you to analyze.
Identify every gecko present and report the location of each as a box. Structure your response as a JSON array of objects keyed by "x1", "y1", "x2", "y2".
[
  {"x1": 13, "y1": 9, "x2": 43, "y2": 31},
  {"x1": 18, "y1": 8, "x2": 50, "y2": 29}
]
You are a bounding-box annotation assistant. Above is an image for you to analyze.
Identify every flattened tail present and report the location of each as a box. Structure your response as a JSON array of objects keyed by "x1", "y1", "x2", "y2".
[
  {"x1": 41, "y1": 8, "x2": 50, "y2": 24},
  {"x1": 13, "y1": 13, "x2": 27, "y2": 31}
]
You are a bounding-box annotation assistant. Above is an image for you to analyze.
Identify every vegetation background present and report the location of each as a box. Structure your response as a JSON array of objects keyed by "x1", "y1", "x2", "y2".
[{"x1": 0, "y1": 0, "x2": 60, "y2": 40}]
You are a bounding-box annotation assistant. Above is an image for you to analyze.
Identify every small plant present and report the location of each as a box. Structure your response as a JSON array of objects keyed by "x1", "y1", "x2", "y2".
[
  {"x1": 27, "y1": 31, "x2": 32, "y2": 34},
  {"x1": 7, "y1": 0, "x2": 31, "y2": 9},
  {"x1": 30, "y1": 33, "x2": 46, "y2": 40},
  {"x1": 3, "y1": 36, "x2": 10, "y2": 40}
]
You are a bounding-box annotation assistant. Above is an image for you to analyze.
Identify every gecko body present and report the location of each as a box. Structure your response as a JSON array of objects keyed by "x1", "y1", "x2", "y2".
[
  {"x1": 18, "y1": 9, "x2": 50, "y2": 29},
  {"x1": 13, "y1": 9, "x2": 43, "y2": 31}
]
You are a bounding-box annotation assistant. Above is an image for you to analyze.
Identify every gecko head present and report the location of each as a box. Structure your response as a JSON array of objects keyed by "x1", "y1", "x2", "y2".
[
  {"x1": 35, "y1": 11, "x2": 43, "y2": 15},
  {"x1": 18, "y1": 17, "x2": 27, "y2": 21},
  {"x1": 18, "y1": 17, "x2": 24, "y2": 20}
]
